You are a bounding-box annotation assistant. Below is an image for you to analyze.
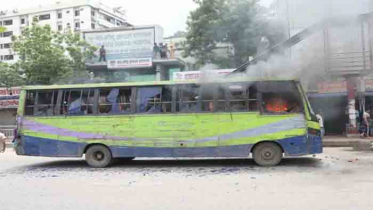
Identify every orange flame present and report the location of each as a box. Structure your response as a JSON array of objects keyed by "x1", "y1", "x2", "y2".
[{"x1": 266, "y1": 98, "x2": 289, "y2": 112}]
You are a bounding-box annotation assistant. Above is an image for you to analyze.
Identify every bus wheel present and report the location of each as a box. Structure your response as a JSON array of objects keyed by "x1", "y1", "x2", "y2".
[
  {"x1": 85, "y1": 145, "x2": 112, "y2": 168},
  {"x1": 252, "y1": 142, "x2": 283, "y2": 167}
]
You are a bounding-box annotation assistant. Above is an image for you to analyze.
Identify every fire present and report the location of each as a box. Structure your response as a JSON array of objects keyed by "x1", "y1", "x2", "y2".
[{"x1": 266, "y1": 98, "x2": 289, "y2": 112}]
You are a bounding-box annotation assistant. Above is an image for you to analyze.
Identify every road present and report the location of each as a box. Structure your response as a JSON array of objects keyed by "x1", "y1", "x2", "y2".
[{"x1": 0, "y1": 148, "x2": 372, "y2": 210}]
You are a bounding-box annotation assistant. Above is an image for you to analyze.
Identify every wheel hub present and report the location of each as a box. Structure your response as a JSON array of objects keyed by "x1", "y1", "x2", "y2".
[
  {"x1": 261, "y1": 148, "x2": 275, "y2": 160},
  {"x1": 94, "y1": 152, "x2": 105, "y2": 161}
]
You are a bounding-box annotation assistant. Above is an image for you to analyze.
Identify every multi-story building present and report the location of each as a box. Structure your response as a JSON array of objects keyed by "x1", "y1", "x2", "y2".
[
  {"x1": 271, "y1": 0, "x2": 373, "y2": 135},
  {"x1": 0, "y1": 0, "x2": 130, "y2": 64}
]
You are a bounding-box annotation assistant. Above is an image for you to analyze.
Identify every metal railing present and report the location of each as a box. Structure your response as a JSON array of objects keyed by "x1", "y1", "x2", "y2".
[
  {"x1": 0, "y1": 126, "x2": 16, "y2": 142},
  {"x1": 328, "y1": 51, "x2": 373, "y2": 74}
]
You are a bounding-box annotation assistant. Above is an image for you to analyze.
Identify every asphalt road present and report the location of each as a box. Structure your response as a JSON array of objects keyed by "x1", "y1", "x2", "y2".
[{"x1": 0, "y1": 148, "x2": 372, "y2": 210}]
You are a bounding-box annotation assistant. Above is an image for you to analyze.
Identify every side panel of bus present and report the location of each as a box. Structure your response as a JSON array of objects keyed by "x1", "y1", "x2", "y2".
[{"x1": 15, "y1": 81, "x2": 321, "y2": 158}]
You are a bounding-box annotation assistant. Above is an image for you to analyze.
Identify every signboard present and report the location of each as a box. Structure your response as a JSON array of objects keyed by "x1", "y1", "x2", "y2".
[
  {"x1": 365, "y1": 80, "x2": 373, "y2": 91},
  {"x1": 0, "y1": 87, "x2": 20, "y2": 109},
  {"x1": 173, "y1": 69, "x2": 235, "y2": 81},
  {"x1": 317, "y1": 81, "x2": 347, "y2": 94},
  {"x1": 85, "y1": 28, "x2": 155, "y2": 69}
]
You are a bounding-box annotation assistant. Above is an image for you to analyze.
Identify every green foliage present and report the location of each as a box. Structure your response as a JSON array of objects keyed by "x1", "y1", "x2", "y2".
[
  {"x1": 0, "y1": 63, "x2": 24, "y2": 88},
  {"x1": 184, "y1": 0, "x2": 286, "y2": 68},
  {"x1": 12, "y1": 18, "x2": 97, "y2": 85},
  {"x1": 0, "y1": 26, "x2": 6, "y2": 33}
]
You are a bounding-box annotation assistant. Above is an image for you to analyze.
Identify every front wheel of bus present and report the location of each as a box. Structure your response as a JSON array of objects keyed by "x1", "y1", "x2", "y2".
[
  {"x1": 85, "y1": 145, "x2": 112, "y2": 168},
  {"x1": 253, "y1": 142, "x2": 283, "y2": 167}
]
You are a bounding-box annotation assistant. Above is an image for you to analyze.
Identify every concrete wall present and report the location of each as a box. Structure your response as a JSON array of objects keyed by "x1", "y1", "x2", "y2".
[{"x1": 0, "y1": 109, "x2": 16, "y2": 125}]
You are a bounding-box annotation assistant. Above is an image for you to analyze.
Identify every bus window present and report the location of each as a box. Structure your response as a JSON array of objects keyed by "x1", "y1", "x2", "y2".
[
  {"x1": 34, "y1": 90, "x2": 58, "y2": 116},
  {"x1": 82, "y1": 89, "x2": 95, "y2": 114},
  {"x1": 261, "y1": 82, "x2": 303, "y2": 114},
  {"x1": 216, "y1": 86, "x2": 227, "y2": 112},
  {"x1": 200, "y1": 85, "x2": 215, "y2": 112},
  {"x1": 161, "y1": 86, "x2": 172, "y2": 113},
  {"x1": 58, "y1": 89, "x2": 95, "y2": 115},
  {"x1": 98, "y1": 88, "x2": 132, "y2": 114},
  {"x1": 25, "y1": 91, "x2": 36, "y2": 116},
  {"x1": 137, "y1": 87, "x2": 162, "y2": 114},
  {"x1": 180, "y1": 85, "x2": 200, "y2": 113},
  {"x1": 228, "y1": 84, "x2": 247, "y2": 112},
  {"x1": 248, "y1": 85, "x2": 258, "y2": 111},
  {"x1": 67, "y1": 90, "x2": 83, "y2": 115},
  {"x1": 118, "y1": 89, "x2": 132, "y2": 114}
]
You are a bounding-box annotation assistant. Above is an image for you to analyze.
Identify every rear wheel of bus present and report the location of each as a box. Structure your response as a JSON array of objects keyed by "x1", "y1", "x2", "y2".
[
  {"x1": 252, "y1": 142, "x2": 283, "y2": 166},
  {"x1": 85, "y1": 145, "x2": 112, "y2": 168}
]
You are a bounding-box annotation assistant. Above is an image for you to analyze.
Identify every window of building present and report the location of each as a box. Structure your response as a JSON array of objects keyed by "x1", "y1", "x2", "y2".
[
  {"x1": 0, "y1": 44, "x2": 2, "y2": 49},
  {"x1": 91, "y1": 23, "x2": 95, "y2": 29},
  {"x1": 58, "y1": 12, "x2": 62, "y2": 19},
  {"x1": 4, "y1": 55, "x2": 14, "y2": 60},
  {"x1": 21, "y1": 18, "x2": 25, "y2": 24},
  {"x1": 3, "y1": 43, "x2": 12, "y2": 49},
  {"x1": 0, "y1": 21, "x2": 2, "y2": 26},
  {"x1": 75, "y1": 22, "x2": 80, "y2": 30},
  {"x1": 3, "y1": 19, "x2": 13, "y2": 26},
  {"x1": 178, "y1": 85, "x2": 200, "y2": 113},
  {"x1": 91, "y1": 11, "x2": 95, "y2": 17},
  {"x1": 66, "y1": 10, "x2": 70, "y2": 14},
  {"x1": 3, "y1": 31, "x2": 13, "y2": 37},
  {"x1": 75, "y1": 9, "x2": 80, "y2": 16},
  {"x1": 58, "y1": 24, "x2": 63, "y2": 31},
  {"x1": 0, "y1": 55, "x2": 3, "y2": 61},
  {"x1": 98, "y1": 88, "x2": 132, "y2": 114},
  {"x1": 260, "y1": 82, "x2": 303, "y2": 114},
  {"x1": 39, "y1": 14, "x2": 50, "y2": 21}
]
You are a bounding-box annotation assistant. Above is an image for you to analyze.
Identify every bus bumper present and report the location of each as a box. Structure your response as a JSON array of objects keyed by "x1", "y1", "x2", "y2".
[{"x1": 278, "y1": 135, "x2": 323, "y2": 156}]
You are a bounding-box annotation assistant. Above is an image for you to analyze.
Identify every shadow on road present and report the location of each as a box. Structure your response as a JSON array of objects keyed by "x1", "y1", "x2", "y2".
[{"x1": 14, "y1": 157, "x2": 321, "y2": 170}]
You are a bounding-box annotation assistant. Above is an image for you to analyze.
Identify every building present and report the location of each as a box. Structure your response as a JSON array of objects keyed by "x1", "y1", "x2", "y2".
[
  {"x1": 272, "y1": 0, "x2": 373, "y2": 135},
  {"x1": 83, "y1": 26, "x2": 186, "y2": 83},
  {"x1": 0, "y1": 0, "x2": 130, "y2": 64},
  {"x1": 164, "y1": 33, "x2": 234, "y2": 71}
]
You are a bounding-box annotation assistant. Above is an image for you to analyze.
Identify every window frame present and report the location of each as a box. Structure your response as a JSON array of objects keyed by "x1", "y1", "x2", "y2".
[
  {"x1": 3, "y1": 19, "x2": 13, "y2": 26},
  {"x1": 258, "y1": 81, "x2": 304, "y2": 115},
  {"x1": 39, "y1": 14, "x2": 51, "y2": 21}
]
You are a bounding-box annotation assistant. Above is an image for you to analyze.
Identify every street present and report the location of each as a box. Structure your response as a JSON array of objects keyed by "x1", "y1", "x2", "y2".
[{"x1": 0, "y1": 148, "x2": 372, "y2": 210}]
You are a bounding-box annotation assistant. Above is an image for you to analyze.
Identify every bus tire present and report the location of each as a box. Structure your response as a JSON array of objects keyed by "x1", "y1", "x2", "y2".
[
  {"x1": 85, "y1": 145, "x2": 112, "y2": 168},
  {"x1": 252, "y1": 142, "x2": 283, "y2": 167}
]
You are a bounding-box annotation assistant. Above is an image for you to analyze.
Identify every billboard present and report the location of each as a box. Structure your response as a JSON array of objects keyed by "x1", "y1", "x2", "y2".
[
  {"x1": 84, "y1": 28, "x2": 155, "y2": 69},
  {"x1": 0, "y1": 87, "x2": 20, "y2": 109},
  {"x1": 173, "y1": 69, "x2": 235, "y2": 81}
]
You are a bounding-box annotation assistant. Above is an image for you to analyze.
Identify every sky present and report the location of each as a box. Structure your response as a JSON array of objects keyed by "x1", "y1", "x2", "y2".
[{"x1": 2, "y1": 0, "x2": 274, "y2": 36}]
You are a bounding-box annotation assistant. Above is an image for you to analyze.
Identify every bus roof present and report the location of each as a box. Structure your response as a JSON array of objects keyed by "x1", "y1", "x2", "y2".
[{"x1": 21, "y1": 77, "x2": 299, "y2": 90}]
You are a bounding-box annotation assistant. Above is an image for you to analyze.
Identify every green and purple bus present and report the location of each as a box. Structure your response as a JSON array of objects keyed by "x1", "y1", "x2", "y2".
[{"x1": 14, "y1": 78, "x2": 322, "y2": 167}]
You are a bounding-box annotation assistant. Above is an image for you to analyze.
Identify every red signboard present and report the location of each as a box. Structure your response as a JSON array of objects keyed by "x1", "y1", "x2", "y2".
[
  {"x1": 317, "y1": 81, "x2": 347, "y2": 94},
  {"x1": 0, "y1": 87, "x2": 20, "y2": 109},
  {"x1": 0, "y1": 99, "x2": 18, "y2": 108},
  {"x1": 0, "y1": 87, "x2": 21, "y2": 96}
]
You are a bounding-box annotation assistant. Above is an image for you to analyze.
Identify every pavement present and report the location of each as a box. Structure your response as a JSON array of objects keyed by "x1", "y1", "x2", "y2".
[
  {"x1": 323, "y1": 136, "x2": 373, "y2": 149},
  {"x1": 1, "y1": 148, "x2": 373, "y2": 210}
]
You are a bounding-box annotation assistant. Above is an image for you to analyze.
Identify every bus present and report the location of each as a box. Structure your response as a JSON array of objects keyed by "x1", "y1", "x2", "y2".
[{"x1": 14, "y1": 78, "x2": 322, "y2": 168}]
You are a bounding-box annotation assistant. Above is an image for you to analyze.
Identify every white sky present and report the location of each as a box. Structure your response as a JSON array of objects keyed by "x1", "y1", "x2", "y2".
[{"x1": 2, "y1": 0, "x2": 273, "y2": 36}]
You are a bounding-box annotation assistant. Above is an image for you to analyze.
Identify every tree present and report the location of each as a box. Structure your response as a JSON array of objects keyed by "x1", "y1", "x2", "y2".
[
  {"x1": 12, "y1": 18, "x2": 97, "y2": 85},
  {"x1": 183, "y1": 0, "x2": 286, "y2": 68},
  {"x1": 0, "y1": 26, "x2": 6, "y2": 33},
  {"x1": 0, "y1": 63, "x2": 24, "y2": 88}
]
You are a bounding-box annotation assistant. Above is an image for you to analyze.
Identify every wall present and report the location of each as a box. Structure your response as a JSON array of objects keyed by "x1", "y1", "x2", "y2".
[{"x1": 0, "y1": 109, "x2": 16, "y2": 125}]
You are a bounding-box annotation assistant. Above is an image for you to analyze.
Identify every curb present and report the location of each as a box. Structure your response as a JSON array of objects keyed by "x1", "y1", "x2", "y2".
[{"x1": 323, "y1": 139, "x2": 373, "y2": 149}]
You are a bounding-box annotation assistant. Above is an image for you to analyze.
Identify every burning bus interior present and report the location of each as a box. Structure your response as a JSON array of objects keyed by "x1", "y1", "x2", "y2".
[{"x1": 260, "y1": 82, "x2": 304, "y2": 114}]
